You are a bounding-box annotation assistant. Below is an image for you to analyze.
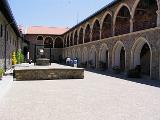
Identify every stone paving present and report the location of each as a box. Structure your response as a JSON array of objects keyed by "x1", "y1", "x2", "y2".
[{"x1": 0, "y1": 64, "x2": 160, "y2": 120}]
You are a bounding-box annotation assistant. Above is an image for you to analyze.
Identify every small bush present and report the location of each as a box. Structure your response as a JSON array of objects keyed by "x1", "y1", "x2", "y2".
[
  {"x1": 127, "y1": 69, "x2": 141, "y2": 78},
  {"x1": 0, "y1": 68, "x2": 4, "y2": 78},
  {"x1": 16, "y1": 51, "x2": 24, "y2": 64}
]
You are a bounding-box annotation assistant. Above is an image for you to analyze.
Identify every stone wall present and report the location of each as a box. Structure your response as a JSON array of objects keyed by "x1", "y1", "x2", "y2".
[
  {"x1": 0, "y1": 11, "x2": 21, "y2": 70},
  {"x1": 63, "y1": 28, "x2": 160, "y2": 80}
]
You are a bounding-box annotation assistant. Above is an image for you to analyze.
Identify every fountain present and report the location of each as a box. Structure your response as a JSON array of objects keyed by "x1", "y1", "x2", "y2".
[{"x1": 36, "y1": 49, "x2": 50, "y2": 66}]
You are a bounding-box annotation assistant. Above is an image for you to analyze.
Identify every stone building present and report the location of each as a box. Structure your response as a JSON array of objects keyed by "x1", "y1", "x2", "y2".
[
  {"x1": 0, "y1": 0, "x2": 22, "y2": 70},
  {"x1": 25, "y1": 0, "x2": 160, "y2": 80},
  {"x1": 25, "y1": 26, "x2": 68, "y2": 62}
]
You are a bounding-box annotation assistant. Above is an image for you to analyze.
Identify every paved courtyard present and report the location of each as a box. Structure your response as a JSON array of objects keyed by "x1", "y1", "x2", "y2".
[{"x1": 0, "y1": 65, "x2": 160, "y2": 120}]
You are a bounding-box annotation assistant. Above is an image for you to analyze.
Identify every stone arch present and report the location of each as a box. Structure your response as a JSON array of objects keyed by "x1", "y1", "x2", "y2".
[
  {"x1": 92, "y1": 19, "x2": 100, "y2": 41},
  {"x1": 99, "y1": 43, "x2": 109, "y2": 69},
  {"x1": 132, "y1": 0, "x2": 158, "y2": 32},
  {"x1": 131, "y1": 37, "x2": 152, "y2": 76},
  {"x1": 113, "y1": 3, "x2": 131, "y2": 36},
  {"x1": 101, "y1": 11, "x2": 112, "y2": 28},
  {"x1": 101, "y1": 13, "x2": 112, "y2": 39},
  {"x1": 78, "y1": 27, "x2": 84, "y2": 44},
  {"x1": 82, "y1": 47, "x2": 88, "y2": 63},
  {"x1": 112, "y1": 41, "x2": 126, "y2": 71},
  {"x1": 66, "y1": 35, "x2": 70, "y2": 47},
  {"x1": 89, "y1": 45, "x2": 97, "y2": 68},
  {"x1": 70, "y1": 33, "x2": 73, "y2": 46},
  {"x1": 54, "y1": 37, "x2": 63, "y2": 48},
  {"x1": 132, "y1": 0, "x2": 159, "y2": 17},
  {"x1": 63, "y1": 36, "x2": 67, "y2": 47},
  {"x1": 44, "y1": 36, "x2": 53, "y2": 48},
  {"x1": 74, "y1": 30, "x2": 78, "y2": 45},
  {"x1": 84, "y1": 24, "x2": 91, "y2": 43}
]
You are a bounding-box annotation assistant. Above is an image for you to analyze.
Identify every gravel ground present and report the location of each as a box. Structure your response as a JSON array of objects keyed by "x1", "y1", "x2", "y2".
[{"x1": 0, "y1": 68, "x2": 160, "y2": 120}]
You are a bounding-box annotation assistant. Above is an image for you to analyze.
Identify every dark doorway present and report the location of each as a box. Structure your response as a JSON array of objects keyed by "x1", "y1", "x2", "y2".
[
  {"x1": 120, "y1": 47, "x2": 125, "y2": 72},
  {"x1": 140, "y1": 43, "x2": 150, "y2": 75}
]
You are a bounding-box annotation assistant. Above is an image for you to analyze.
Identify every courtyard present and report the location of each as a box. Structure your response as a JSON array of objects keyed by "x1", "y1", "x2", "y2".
[{"x1": 0, "y1": 64, "x2": 160, "y2": 120}]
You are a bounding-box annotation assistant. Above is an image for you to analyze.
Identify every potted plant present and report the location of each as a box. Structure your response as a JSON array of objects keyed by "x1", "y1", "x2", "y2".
[
  {"x1": 0, "y1": 68, "x2": 4, "y2": 80},
  {"x1": 112, "y1": 66, "x2": 121, "y2": 74}
]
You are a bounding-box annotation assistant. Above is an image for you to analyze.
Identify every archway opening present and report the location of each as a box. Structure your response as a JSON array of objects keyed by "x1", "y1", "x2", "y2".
[
  {"x1": 120, "y1": 47, "x2": 125, "y2": 72},
  {"x1": 102, "y1": 14, "x2": 112, "y2": 39},
  {"x1": 54, "y1": 37, "x2": 63, "y2": 48},
  {"x1": 133, "y1": 0, "x2": 158, "y2": 32},
  {"x1": 99, "y1": 45, "x2": 109, "y2": 70},
  {"x1": 84, "y1": 24, "x2": 91, "y2": 43},
  {"x1": 37, "y1": 36, "x2": 43, "y2": 41},
  {"x1": 64, "y1": 36, "x2": 67, "y2": 48},
  {"x1": 89, "y1": 48, "x2": 96, "y2": 68},
  {"x1": 70, "y1": 33, "x2": 73, "y2": 46},
  {"x1": 92, "y1": 20, "x2": 100, "y2": 41},
  {"x1": 82, "y1": 48, "x2": 88, "y2": 68},
  {"x1": 79, "y1": 28, "x2": 83, "y2": 44},
  {"x1": 113, "y1": 42, "x2": 126, "y2": 72},
  {"x1": 140, "y1": 43, "x2": 150, "y2": 75},
  {"x1": 115, "y1": 6, "x2": 131, "y2": 36},
  {"x1": 67, "y1": 36, "x2": 69, "y2": 47},
  {"x1": 44, "y1": 37, "x2": 53, "y2": 48},
  {"x1": 74, "y1": 31, "x2": 78, "y2": 45}
]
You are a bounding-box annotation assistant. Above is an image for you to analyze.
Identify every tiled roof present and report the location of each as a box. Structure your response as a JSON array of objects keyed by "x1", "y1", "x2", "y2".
[{"x1": 26, "y1": 26, "x2": 69, "y2": 35}]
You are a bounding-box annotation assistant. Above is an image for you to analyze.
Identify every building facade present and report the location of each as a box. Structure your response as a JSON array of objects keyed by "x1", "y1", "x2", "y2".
[
  {"x1": 25, "y1": 0, "x2": 160, "y2": 80},
  {"x1": 0, "y1": 0, "x2": 22, "y2": 70}
]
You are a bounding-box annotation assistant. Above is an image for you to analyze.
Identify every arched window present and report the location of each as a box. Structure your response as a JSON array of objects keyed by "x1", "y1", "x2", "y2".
[
  {"x1": 37, "y1": 36, "x2": 43, "y2": 40},
  {"x1": 101, "y1": 14, "x2": 112, "y2": 39},
  {"x1": 84, "y1": 24, "x2": 91, "y2": 43},
  {"x1": 74, "y1": 31, "x2": 78, "y2": 45},
  {"x1": 92, "y1": 20, "x2": 100, "y2": 41},
  {"x1": 44, "y1": 37, "x2": 53, "y2": 48},
  {"x1": 133, "y1": 0, "x2": 158, "y2": 32},
  {"x1": 54, "y1": 37, "x2": 63, "y2": 48},
  {"x1": 115, "y1": 6, "x2": 131, "y2": 36},
  {"x1": 79, "y1": 28, "x2": 83, "y2": 44}
]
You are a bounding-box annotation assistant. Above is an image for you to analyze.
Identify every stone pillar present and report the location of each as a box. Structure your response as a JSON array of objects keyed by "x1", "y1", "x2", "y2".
[
  {"x1": 112, "y1": 23, "x2": 115, "y2": 36},
  {"x1": 100, "y1": 28, "x2": 102, "y2": 40},
  {"x1": 83, "y1": 31, "x2": 85, "y2": 44},
  {"x1": 151, "y1": 49, "x2": 159, "y2": 80},
  {"x1": 90, "y1": 30, "x2": 92, "y2": 42},
  {"x1": 156, "y1": 10, "x2": 160, "y2": 27},
  {"x1": 130, "y1": 18, "x2": 133, "y2": 33},
  {"x1": 96, "y1": 50, "x2": 99, "y2": 69}
]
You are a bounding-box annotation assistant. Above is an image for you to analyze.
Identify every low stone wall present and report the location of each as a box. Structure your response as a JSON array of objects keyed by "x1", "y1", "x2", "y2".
[{"x1": 14, "y1": 68, "x2": 84, "y2": 80}]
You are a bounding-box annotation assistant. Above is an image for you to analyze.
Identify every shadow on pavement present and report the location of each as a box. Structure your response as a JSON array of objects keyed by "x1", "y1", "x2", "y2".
[{"x1": 85, "y1": 69, "x2": 160, "y2": 88}]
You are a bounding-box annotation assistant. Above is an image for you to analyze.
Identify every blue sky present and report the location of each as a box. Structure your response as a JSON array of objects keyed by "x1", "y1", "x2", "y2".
[{"x1": 8, "y1": 0, "x2": 113, "y2": 28}]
